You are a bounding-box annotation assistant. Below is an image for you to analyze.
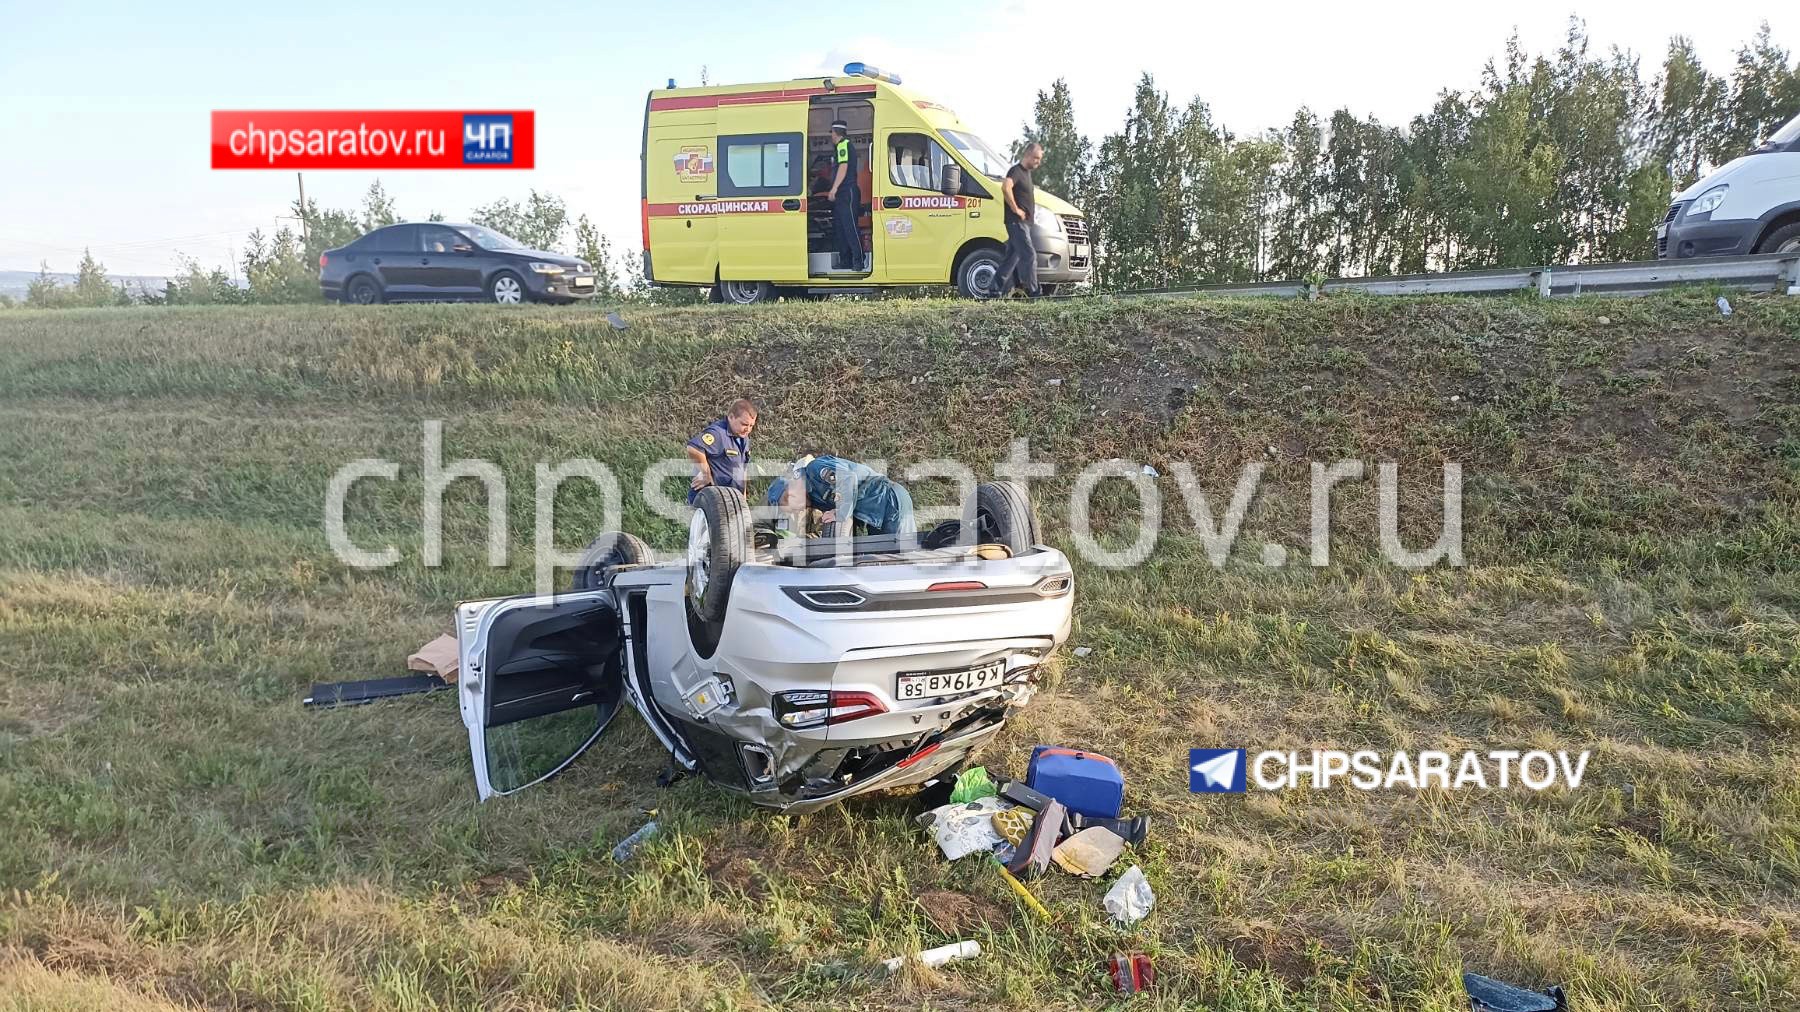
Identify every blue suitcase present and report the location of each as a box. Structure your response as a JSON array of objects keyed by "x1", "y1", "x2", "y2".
[{"x1": 1026, "y1": 745, "x2": 1124, "y2": 819}]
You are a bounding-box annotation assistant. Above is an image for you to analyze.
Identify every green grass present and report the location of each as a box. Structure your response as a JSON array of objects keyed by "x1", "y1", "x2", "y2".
[{"x1": 0, "y1": 293, "x2": 1797, "y2": 1010}]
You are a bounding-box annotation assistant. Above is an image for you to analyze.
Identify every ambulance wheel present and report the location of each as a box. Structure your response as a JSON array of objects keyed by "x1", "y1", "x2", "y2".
[
  {"x1": 686, "y1": 485, "x2": 751, "y2": 630},
  {"x1": 570, "y1": 532, "x2": 651, "y2": 591},
  {"x1": 956, "y1": 249, "x2": 1004, "y2": 300},
  {"x1": 714, "y1": 280, "x2": 773, "y2": 305},
  {"x1": 969, "y1": 480, "x2": 1041, "y2": 554}
]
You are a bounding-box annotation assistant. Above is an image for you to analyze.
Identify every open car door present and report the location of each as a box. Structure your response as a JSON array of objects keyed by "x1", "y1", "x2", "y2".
[{"x1": 456, "y1": 590, "x2": 625, "y2": 799}]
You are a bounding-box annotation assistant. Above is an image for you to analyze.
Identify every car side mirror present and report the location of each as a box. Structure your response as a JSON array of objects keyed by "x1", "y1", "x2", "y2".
[
  {"x1": 452, "y1": 244, "x2": 474, "y2": 254},
  {"x1": 941, "y1": 164, "x2": 962, "y2": 196}
]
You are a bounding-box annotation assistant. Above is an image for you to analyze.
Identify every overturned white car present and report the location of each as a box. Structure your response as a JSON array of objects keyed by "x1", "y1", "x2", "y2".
[{"x1": 455, "y1": 481, "x2": 1074, "y2": 813}]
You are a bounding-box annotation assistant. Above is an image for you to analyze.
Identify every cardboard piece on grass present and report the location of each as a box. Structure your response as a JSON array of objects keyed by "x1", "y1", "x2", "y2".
[
  {"x1": 1051, "y1": 826, "x2": 1126, "y2": 877},
  {"x1": 407, "y1": 634, "x2": 460, "y2": 683}
]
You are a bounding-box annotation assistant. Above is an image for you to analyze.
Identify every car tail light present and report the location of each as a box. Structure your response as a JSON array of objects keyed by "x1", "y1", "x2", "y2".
[
  {"x1": 318, "y1": 253, "x2": 328, "y2": 269},
  {"x1": 775, "y1": 689, "x2": 888, "y2": 729}
]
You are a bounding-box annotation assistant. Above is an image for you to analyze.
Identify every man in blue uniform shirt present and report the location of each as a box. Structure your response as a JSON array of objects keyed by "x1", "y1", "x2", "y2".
[
  {"x1": 768, "y1": 454, "x2": 915, "y2": 536},
  {"x1": 686, "y1": 398, "x2": 757, "y2": 504}
]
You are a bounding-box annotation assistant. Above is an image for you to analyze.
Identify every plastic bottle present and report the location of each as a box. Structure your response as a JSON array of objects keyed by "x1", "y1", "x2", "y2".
[{"x1": 610, "y1": 820, "x2": 659, "y2": 862}]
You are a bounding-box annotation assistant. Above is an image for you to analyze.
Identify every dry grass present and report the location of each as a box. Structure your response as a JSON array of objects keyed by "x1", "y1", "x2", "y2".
[{"x1": 1, "y1": 293, "x2": 1797, "y2": 1009}]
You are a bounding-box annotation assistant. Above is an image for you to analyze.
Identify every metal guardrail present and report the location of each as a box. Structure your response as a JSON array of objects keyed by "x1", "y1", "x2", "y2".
[{"x1": 1116, "y1": 252, "x2": 1800, "y2": 301}]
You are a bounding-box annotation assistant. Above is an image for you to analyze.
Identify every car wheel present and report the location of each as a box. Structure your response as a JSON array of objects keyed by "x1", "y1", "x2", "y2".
[
  {"x1": 956, "y1": 248, "x2": 1003, "y2": 300},
  {"x1": 969, "y1": 480, "x2": 1041, "y2": 554},
  {"x1": 686, "y1": 485, "x2": 751, "y2": 629},
  {"x1": 1755, "y1": 222, "x2": 1800, "y2": 255},
  {"x1": 715, "y1": 280, "x2": 773, "y2": 304},
  {"x1": 347, "y1": 276, "x2": 382, "y2": 305},
  {"x1": 489, "y1": 271, "x2": 527, "y2": 305},
  {"x1": 570, "y1": 531, "x2": 651, "y2": 591}
]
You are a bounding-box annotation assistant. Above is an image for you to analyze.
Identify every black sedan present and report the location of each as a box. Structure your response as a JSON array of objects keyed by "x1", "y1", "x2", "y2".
[{"x1": 319, "y1": 222, "x2": 596, "y2": 304}]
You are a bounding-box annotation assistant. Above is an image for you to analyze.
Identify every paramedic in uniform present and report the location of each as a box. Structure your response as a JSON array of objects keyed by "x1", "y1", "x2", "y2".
[
  {"x1": 686, "y1": 398, "x2": 757, "y2": 503},
  {"x1": 826, "y1": 120, "x2": 862, "y2": 270},
  {"x1": 768, "y1": 455, "x2": 915, "y2": 536}
]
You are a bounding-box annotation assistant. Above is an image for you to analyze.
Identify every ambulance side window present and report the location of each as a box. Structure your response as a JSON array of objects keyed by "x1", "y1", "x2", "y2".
[
  {"x1": 719, "y1": 132, "x2": 803, "y2": 197},
  {"x1": 889, "y1": 133, "x2": 992, "y2": 199}
]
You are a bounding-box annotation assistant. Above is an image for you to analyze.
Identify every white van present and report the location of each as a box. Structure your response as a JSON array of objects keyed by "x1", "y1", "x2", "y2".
[{"x1": 1660, "y1": 112, "x2": 1800, "y2": 259}]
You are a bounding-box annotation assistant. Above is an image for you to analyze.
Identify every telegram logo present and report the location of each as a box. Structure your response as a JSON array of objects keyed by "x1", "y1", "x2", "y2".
[{"x1": 1188, "y1": 748, "x2": 1247, "y2": 793}]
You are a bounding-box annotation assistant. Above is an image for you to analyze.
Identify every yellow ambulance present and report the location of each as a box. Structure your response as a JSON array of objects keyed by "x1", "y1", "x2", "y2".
[{"x1": 639, "y1": 63, "x2": 1092, "y2": 303}]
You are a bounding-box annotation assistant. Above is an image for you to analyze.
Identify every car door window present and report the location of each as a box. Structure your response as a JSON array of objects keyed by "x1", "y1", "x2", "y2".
[
  {"x1": 890, "y1": 133, "x2": 993, "y2": 199},
  {"x1": 419, "y1": 226, "x2": 464, "y2": 254},
  {"x1": 373, "y1": 224, "x2": 419, "y2": 251}
]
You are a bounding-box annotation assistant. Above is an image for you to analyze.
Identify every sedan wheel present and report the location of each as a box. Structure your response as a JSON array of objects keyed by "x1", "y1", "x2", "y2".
[{"x1": 490, "y1": 273, "x2": 525, "y2": 304}]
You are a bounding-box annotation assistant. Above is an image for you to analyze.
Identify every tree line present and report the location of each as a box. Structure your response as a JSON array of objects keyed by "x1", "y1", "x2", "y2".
[
  {"x1": 1019, "y1": 21, "x2": 1798, "y2": 290},
  {"x1": 13, "y1": 21, "x2": 1796, "y2": 309}
]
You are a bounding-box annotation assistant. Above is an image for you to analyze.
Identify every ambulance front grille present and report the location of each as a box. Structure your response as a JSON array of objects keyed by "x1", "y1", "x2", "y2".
[{"x1": 1061, "y1": 215, "x2": 1088, "y2": 243}]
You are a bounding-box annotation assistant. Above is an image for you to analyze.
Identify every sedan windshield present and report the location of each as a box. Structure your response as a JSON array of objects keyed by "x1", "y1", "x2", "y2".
[
  {"x1": 940, "y1": 129, "x2": 1012, "y2": 179},
  {"x1": 459, "y1": 224, "x2": 526, "y2": 251}
]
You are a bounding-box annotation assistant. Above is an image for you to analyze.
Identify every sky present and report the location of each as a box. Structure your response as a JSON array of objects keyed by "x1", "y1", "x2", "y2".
[{"x1": 0, "y1": 0, "x2": 1793, "y2": 277}]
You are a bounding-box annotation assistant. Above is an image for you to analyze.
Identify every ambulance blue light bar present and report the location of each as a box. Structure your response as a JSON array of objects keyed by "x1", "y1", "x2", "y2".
[{"x1": 843, "y1": 62, "x2": 901, "y2": 85}]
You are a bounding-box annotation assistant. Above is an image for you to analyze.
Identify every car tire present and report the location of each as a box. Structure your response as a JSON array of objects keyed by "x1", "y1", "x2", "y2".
[
  {"x1": 956, "y1": 248, "x2": 1004, "y2": 300},
  {"x1": 686, "y1": 485, "x2": 751, "y2": 630},
  {"x1": 1755, "y1": 222, "x2": 1800, "y2": 255},
  {"x1": 570, "y1": 531, "x2": 651, "y2": 591},
  {"x1": 489, "y1": 271, "x2": 527, "y2": 305},
  {"x1": 714, "y1": 280, "x2": 773, "y2": 304},
  {"x1": 347, "y1": 275, "x2": 382, "y2": 305},
  {"x1": 970, "y1": 480, "x2": 1041, "y2": 554}
]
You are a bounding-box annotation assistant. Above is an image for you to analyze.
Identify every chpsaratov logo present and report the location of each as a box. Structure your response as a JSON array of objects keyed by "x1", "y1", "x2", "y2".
[
  {"x1": 463, "y1": 114, "x2": 514, "y2": 164},
  {"x1": 1189, "y1": 748, "x2": 1247, "y2": 793}
]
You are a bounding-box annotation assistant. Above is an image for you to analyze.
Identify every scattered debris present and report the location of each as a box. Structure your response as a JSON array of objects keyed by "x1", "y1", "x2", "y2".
[
  {"x1": 1596, "y1": 315, "x2": 1611, "y2": 325},
  {"x1": 1028, "y1": 746, "x2": 1125, "y2": 819},
  {"x1": 1450, "y1": 394, "x2": 1461, "y2": 402},
  {"x1": 1717, "y1": 296, "x2": 1733, "y2": 316},
  {"x1": 925, "y1": 797, "x2": 1011, "y2": 860},
  {"x1": 1072, "y1": 646, "x2": 1094, "y2": 658},
  {"x1": 1108, "y1": 952, "x2": 1155, "y2": 993},
  {"x1": 948, "y1": 766, "x2": 997, "y2": 804},
  {"x1": 610, "y1": 819, "x2": 660, "y2": 862},
  {"x1": 1103, "y1": 865, "x2": 1154, "y2": 926},
  {"x1": 1046, "y1": 377, "x2": 1063, "y2": 386},
  {"x1": 1463, "y1": 972, "x2": 1567, "y2": 1012},
  {"x1": 1052, "y1": 826, "x2": 1126, "y2": 878},
  {"x1": 605, "y1": 310, "x2": 627, "y2": 330},
  {"x1": 1069, "y1": 812, "x2": 1149, "y2": 847},
  {"x1": 1140, "y1": 463, "x2": 1159, "y2": 477},
  {"x1": 994, "y1": 861, "x2": 1055, "y2": 922},
  {"x1": 882, "y1": 940, "x2": 981, "y2": 974},
  {"x1": 302, "y1": 674, "x2": 451, "y2": 709},
  {"x1": 407, "y1": 634, "x2": 460, "y2": 682},
  {"x1": 991, "y1": 806, "x2": 1034, "y2": 848},
  {"x1": 1005, "y1": 797, "x2": 1066, "y2": 878}
]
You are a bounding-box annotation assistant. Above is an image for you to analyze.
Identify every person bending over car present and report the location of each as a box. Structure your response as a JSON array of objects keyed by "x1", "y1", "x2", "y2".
[
  {"x1": 768, "y1": 454, "x2": 915, "y2": 536},
  {"x1": 686, "y1": 398, "x2": 757, "y2": 504}
]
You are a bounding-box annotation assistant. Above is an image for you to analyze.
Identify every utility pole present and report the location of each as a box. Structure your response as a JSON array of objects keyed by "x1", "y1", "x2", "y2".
[{"x1": 296, "y1": 172, "x2": 309, "y2": 246}]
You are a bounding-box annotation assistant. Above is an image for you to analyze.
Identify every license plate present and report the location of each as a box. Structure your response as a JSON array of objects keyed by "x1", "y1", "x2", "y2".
[
  {"x1": 572, "y1": 276, "x2": 594, "y2": 287},
  {"x1": 1074, "y1": 245, "x2": 1090, "y2": 257},
  {"x1": 896, "y1": 660, "x2": 1006, "y2": 701},
  {"x1": 1655, "y1": 226, "x2": 1667, "y2": 240}
]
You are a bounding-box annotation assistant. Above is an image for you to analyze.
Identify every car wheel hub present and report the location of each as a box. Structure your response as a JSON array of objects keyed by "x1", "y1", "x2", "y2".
[
  {"x1": 687, "y1": 510, "x2": 711, "y2": 602},
  {"x1": 969, "y1": 262, "x2": 997, "y2": 295},
  {"x1": 494, "y1": 277, "x2": 522, "y2": 303},
  {"x1": 1782, "y1": 237, "x2": 1800, "y2": 254},
  {"x1": 722, "y1": 281, "x2": 760, "y2": 303}
]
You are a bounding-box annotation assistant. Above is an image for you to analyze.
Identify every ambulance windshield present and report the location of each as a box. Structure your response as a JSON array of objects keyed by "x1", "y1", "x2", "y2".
[
  {"x1": 941, "y1": 129, "x2": 1012, "y2": 179},
  {"x1": 1766, "y1": 113, "x2": 1800, "y2": 148}
]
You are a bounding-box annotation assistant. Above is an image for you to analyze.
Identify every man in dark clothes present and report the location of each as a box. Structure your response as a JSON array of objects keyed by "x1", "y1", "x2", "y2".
[
  {"x1": 685, "y1": 398, "x2": 757, "y2": 504},
  {"x1": 990, "y1": 142, "x2": 1045, "y2": 298},
  {"x1": 826, "y1": 120, "x2": 863, "y2": 271}
]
